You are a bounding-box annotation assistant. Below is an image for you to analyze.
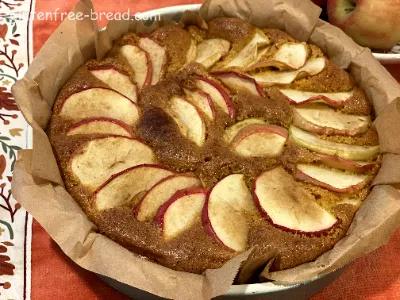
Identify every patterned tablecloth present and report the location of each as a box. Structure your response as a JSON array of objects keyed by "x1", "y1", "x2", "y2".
[{"x1": 0, "y1": 0, "x2": 399, "y2": 299}]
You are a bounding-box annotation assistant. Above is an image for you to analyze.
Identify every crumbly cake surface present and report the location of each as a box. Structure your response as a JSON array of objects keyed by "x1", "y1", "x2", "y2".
[{"x1": 48, "y1": 18, "x2": 381, "y2": 279}]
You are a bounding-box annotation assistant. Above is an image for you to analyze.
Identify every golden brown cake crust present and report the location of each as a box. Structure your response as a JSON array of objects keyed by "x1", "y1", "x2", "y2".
[
  {"x1": 47, "y1": 20, "x2": 380, "y2": 278},
  {"x1": 150, "y1": 25, "x2": 194, "y2": 72}
]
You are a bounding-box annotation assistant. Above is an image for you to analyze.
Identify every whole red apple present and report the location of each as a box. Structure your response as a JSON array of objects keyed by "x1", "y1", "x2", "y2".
[
  {"x1": 312, "y1": 0, "x2": 327, "y2": 7},
  {"x1": 327, "y1": 0, "x2": 400, "y2": 50}
]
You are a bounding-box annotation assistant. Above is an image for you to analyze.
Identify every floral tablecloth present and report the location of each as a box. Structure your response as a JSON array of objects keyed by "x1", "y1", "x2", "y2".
[
  {"x1": 0, "y1": 0, "x2": 33, "y2": 298},
  {"x1": 0, "y1": 0, "x2": 399, "y2": 299}
]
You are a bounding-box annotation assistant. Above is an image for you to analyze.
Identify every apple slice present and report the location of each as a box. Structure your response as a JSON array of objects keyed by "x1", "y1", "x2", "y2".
[
  {"x1": 224, "y1": 29, "x2": 270, "y2": 69},
  {"x1": 293, "y1": 104, "x2": 370, "y2": 135},
  {"x1": 67, "y1": 117, "x2": 134, "y2": 137},
  {"x1": 337, "y1": 198, "x2": 362, "y2": 209},
  {"x1": 248, "y1": 57, "x2": 326, "y2": 86},
  {"x1": 245, "y1": 42, "x2": 308, "y2": 71},
  {"x1": 316, "y1": 153, "x2": 378, "y2": 173},
  {"x1": 202, "y1": 174, "x2": 256, "y2": 252},
  {"x1": 295, "y1": 164, "x2": 370, "y2": 193},
  {"x1": 69, "y1": 137, "x2": 156, "y2": 190},
  {"x1": 89, "y1": 67, "x2": 138, "y2": 102},
  {"x1": 168, "y1": 96, "x2": 207, "y2": 146},
  {"x1": 183, "y1": 38, "x2": 198, "y2": 67},
  {"x1": 154, "y1": 187, "x2": 207, "y2": 240},
  {"x1": 223, "y1": 118, "x2": 266, "y2": 144},
  {"x1": 212, "y1": 72, "x2": 263, "y2": 97},
  {"x1": 119, "y1": 45, "x2": 152, "y2": 89},
  {"x1": 183, "y1": 88, "x2": 216, "y2": 120},
  {"x1": 93, "y1": 164, "x2": 174, "y2": 211},
  {"x1": 138, "y1": 37, "x2": 167, "y2": 85},
  {"x1": 244, "y1": 46, "x2": 270, "y2": 72},
  {"x1": 253, "y1": 167, "x2": 337, "y2": 234},
  {"x1": 289, "y1": 126, "x2": 380, "y2": 161},
  {"x1": 269, "y1": 42, "x2": 308, "y2": 69},
  {"x1": 280, "y1": 89, "x2": 354, "y2": 107},
  {"x1": 194, "y1": 38, "x2": 231, "y2": 68},
  {"x1": 136, "y1": 174, "x2": 202, "y2": 222},
  {"x1": 58, "y1": 87, "x2": 140, "y2": 126},
  {"x1": 231, "y1": 124, "x2": 288, "y2": 157},
  {"x1": 194, "y1": 77, "x2": 235, "y2": 118}
]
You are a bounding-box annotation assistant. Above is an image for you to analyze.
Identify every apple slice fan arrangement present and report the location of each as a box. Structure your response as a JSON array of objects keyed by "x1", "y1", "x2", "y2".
[{"x1": 48, "y1": 18, "x2": 381, "y2": 279}]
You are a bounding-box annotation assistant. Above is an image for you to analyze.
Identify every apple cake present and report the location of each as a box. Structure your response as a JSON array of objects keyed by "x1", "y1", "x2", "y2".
[{"x1": 48, "y1": 18, "x2": 381, "y2": 279}]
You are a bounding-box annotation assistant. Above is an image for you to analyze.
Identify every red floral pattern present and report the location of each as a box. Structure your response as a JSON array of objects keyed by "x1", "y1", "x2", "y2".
[
  {"x1": 0, "y1": 155, "x2": 5, "y2": 179},
  {"x1": 0, "y1": 86, "x2": 18, "y2": 111},
  {"x1": 0, "y1": 0, "x2": 31, "y2": 297},
  {"x1": 0, "y1": 243, "x2": 15, "y2": 275},
  {"x1": 0, "y1": 24, "x2": 7, "y2": 41}
]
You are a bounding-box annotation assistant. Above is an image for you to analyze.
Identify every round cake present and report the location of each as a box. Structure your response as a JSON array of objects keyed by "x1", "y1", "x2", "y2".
[{"x1": 48, "y1": 17, "x2": 381, "y2": 280}]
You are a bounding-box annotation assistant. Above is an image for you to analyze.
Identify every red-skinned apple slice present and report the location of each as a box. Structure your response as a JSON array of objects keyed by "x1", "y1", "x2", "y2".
[
  {"x1": 195, "y1": 38, "x2": 231, "y2": 68},
  {"x1": 138, "y1": 37, "x2": 167, "y2": 85},
  {"x1": 67, "y1": 117, "x2": 134, "y2": 137},
  {"x1": 212, "y1": 72, "x2": 263, "y2": 97},
  {"x1": 224, "y1": 29, "x2": 270, "y2": 69},
  {"x1": 295, "y1": 164, "x2": 370, "y2": 193},
  {"x1": 120, "y1": 45, "x2": 152, "y2": 89},
  {"x1": 58, "y1": 87, "x2": 140, "y2": 125},
  {"x1": 168, "y1": 96, "x2": 207, "y2": 146},
  {"x1": 231, "y1": 124, "x2": 288, "y2": 157},
  {"x1": 248, "y1": 57, "x2": 326, "y2": 86},
  {"x1": 183, "y1": 88, "x2": 216, "y2": 120},
  {"x1": 289, "y1": 126, "x2": 380, "y2": 160},
  {"x1": 93, "y1": 164, "x2": 174, "y2": 211},
  {"x1": 223, "y1": 119, "x2": 266, "y2": 144},
  {"x1": 135, "y1": 174, "x2": 202, "y2": 222},
  {"x1": 154, "y1": 187, "x2": 207, "y2": 240},
  {"x1": 89, "y1": 67, "x2": 138, "y2": 102},
  {"x1": 194, "y1": 77, "x2": 235, "y2": 118},
  {"x1": 315, "y1": 153, "x2": 378, "y2": 173},
  {"x1": 253, "y1": 167, "x2": 338, "y2": 234},
  {"x1": 293, "y1": 103, "x2": 370, "y2": 135},
  {"x1": 245, "y1": 43, "x2": 308, "y2": 71},
  {"x1": 280, "y1": 89, "x2": 354, "y2": 107},
  {"x1": 69, "y1": 137, "x2": 156, "y2": 190},
  {"x1": 202, "y1": 174, "x2": 256, "y2": 252}
]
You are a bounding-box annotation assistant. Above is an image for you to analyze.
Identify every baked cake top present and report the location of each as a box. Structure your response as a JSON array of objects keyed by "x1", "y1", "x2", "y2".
[{"x1": 48, "y1": 18, "x2": 380, "y2": 280}]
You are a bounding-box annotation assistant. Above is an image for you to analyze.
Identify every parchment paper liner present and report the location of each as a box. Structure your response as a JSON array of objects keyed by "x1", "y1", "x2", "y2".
[{"x1": 11, "y1": 0, "x2": 400, "y2": 298}]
